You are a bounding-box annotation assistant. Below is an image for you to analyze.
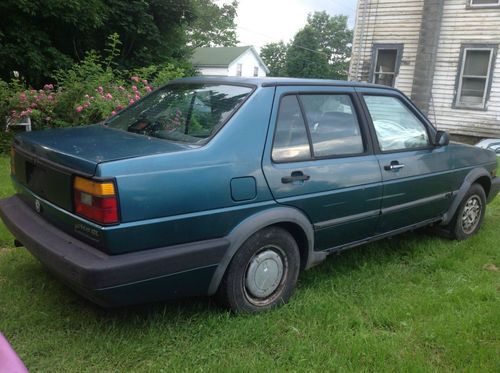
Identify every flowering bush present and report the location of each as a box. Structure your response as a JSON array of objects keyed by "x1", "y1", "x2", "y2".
[{"x1": 0, "y1": 34, "x2": 188, "y2": 133}]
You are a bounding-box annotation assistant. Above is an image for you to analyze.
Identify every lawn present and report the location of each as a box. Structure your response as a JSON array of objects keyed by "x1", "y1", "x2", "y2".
[{"x1": 0, "y1": 156, "x2": 498, "y2": 372}]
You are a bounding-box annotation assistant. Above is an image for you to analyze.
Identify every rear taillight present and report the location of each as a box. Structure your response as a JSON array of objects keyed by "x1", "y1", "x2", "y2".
[{"x1": 73, "y1": 176, "x2": 119, "y2": 224}]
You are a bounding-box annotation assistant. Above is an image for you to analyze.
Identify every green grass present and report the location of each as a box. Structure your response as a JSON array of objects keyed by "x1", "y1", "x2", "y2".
[{"x1": 0, "y1": 157, "x2": 499, "y2": 372}]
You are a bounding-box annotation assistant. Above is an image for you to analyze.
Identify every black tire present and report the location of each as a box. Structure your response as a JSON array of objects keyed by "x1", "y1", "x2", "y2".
[
  {"x1": 447, "y1": 183, "x2": 486, "y2": 240},
  {"x1": 216, "y1": 226, "x2": 300, "y2": 313}
]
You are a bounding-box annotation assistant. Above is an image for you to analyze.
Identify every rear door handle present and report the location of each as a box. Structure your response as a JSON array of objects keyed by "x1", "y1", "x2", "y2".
[
  {"x1": 281, "y1": 171, "x2": 310, "y2": 184},
  {"x1": 384, "y1": 161, "x2": 405, "y2": 172}
]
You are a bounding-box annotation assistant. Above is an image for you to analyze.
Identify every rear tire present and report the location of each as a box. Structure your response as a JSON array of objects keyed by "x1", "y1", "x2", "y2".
[
  {"x1": 216, "y1": 227, "x2": 300, "y2": 313},
  {"x1": 447, "y1": 183, "x2": 486, "y2": 240}
]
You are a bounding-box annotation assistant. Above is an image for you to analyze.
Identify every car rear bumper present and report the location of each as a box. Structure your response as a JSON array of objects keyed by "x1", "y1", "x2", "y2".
[
  {"x1": 0, "y1": 195, "x2": 229, "y2": 306},
  {"x1": 488, "y1": 177, "x2": 500, "y2": 203}
]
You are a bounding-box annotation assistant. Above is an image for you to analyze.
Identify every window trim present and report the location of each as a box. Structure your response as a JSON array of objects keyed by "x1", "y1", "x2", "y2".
[
  {"x1": 467, "y1": 0, "x2": 500, "y2": 9},
  {"x1": 453, "y1": 44, "x2": 497, "y2": 110},
  {"x1": 359, "y1": 92, "x2": 435, "y2": 155},
  {"x1": 271, "y1": 92, "x2": 369, "y2": 164},
  {"x1": 369, "y1": 44, "x2": 404, "y2": 87}
]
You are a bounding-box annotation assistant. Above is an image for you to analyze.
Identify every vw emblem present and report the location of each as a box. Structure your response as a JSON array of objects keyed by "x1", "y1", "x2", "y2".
[{"x1": 35, "y1": 199, "x2": 41, "y2": 213}]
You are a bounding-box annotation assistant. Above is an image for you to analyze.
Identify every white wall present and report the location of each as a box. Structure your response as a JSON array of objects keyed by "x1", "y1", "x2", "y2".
[
  {"x1": 228, "y1": 49, "x2": 267, "y2": 77},
  {"x1": 197, "y1": 67, "x2": 228, "y2": 76}
]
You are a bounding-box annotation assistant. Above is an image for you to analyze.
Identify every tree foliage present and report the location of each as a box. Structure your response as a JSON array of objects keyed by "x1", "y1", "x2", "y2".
[
  {"x1": 260, "y1": 12, "x2": 352, "y2": 79},
  {"x1": 0, "y1": 0, "x2": 238, "y2": 87},
  {"x1": 260, "y1": 42, "x2": 288, "y2": 77}
]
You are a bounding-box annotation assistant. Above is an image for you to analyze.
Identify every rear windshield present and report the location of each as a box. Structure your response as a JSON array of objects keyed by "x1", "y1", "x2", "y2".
[{"x1": 106, "y1": 83, "x2": 253, "y2": 144}]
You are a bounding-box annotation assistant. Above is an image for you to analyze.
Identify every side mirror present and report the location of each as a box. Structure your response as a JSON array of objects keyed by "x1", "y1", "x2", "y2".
[{"x1": 435, "y1": 130, "x2": 449, "y2": 146}]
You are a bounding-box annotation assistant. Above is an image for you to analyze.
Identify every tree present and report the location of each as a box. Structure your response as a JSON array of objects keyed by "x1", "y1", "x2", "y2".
[
  {"x1": 262, "y1": 11, "x2": 353, "y2": 80},
  {"x1": 306, "y1": 12, "x2": 352, "y2": 79},
  {"x1": 187, "y1": 0, "x2": 238, "y2": 48},
  {"x1": 0, "y1": 0, "x2": 238, "y2": 86},
  {"x1": 285, "y1": 27, "x2": 330, "y2": 79},
  {"x1": 260, "y1": 41, "x2": 289, "y2": 77}
]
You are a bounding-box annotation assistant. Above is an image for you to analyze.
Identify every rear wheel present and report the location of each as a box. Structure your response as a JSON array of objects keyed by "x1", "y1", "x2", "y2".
[
  {"x1": 447, "y1": 183, "x2": 486, "y2": 240},
  {"x1": 217, "y1": 227, "x2": 300, "y2": 313}
]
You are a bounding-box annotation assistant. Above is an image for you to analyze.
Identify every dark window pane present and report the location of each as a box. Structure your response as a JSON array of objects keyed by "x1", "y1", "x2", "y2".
[
  {"x1": 471, "y1": 0, "x2": 499, "y2": 5},
  {"x1": 106, "y1": 84, "x2": 252, "y2": 144},
  {"x1": 463, "y1": 50, "x2": 491, "y2": 76},
  {"x1": 375, "y1": 49, "x2": 397, "y2": 74},
  {"x1": 374, "y1": 73, "x2": 395, "y2": 87},
  {"x1": 460, "y1": 77, "x2": 487, "y2": 105},
  {"x1": 300, "y1": 95, "x2": 363, "y2": 157},
  {"x1": 364, "y1": 95, "x2": 429, "y2": 151},
  {"x1": 272, "y1": 95, "x2": 311, "y2": 162}
]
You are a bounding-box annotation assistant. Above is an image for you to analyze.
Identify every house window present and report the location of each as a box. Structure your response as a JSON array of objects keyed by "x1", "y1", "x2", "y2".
[
  {"x1": 253, "y1": 66, "x2": 259, "y2": 77},
  {"x1": 236, "y1": 63, "x2": 242, "y2": 76},
  {"x1": 370, "y1": 44, "x2": 404, "y2": 87},
  {"x1": 455, "y1": 45, "x2": 497, "y2": 109},
  {"x1": 470, "y1": 0, "x2": 500, "y2": 7}
]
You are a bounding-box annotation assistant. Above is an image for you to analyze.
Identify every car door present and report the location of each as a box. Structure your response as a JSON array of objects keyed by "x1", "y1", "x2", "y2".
[
  {"x1": 262, "y1": 86, "x2": 383, "y2": 251},
  {"x1": 357, "y1": 87, "x2": 453, "y2": 234}
]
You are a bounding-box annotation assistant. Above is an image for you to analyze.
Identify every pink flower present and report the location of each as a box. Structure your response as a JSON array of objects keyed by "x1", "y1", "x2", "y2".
[
  {"x1": 145, "y1": 86, "x2": 152, "y2": 92},
  {"x1": 142, "y1": 79, "x2": 148, "y2": 85},
  {"x1": 132, "y1": 85, "x2": 138, "y2": 92},
  {"x1": 135, "y1": 94, "x2": 141, "y2": 101},
  {"x1": 83, "y1": 102, "x2": 90, "y2": 108},
  {"x1": 19, "y1": 92, "x2": 27, "y2": 101},
  {"x1": 47, "y1": 95, "x2": 54, "y2": 101},
  {"x1": 111, "y1": 111, "x2": 117, "y2": 116},
  {"x1": 43, "y1": 84, "x2": 54, "y2": 90},
  {"x1": 116, "y1": 105, "x2": 124, "y2": 111},
  {"x1": 105, "y1": 93, "x2": 113, "y2": 100},
  {"x1": 131, "y1": 76, "x2": 139, "y2": 82},
  {"x1": 97, "y1": 86, "x2": 104, "y2": 93},
  {"x1": 31, "y1": 103, "x2": 37, "y2": 108},
  {"x1": 76, "y1": 106, "x2": 84, "y2": 113},
  {"x1": 129, "y1": 99, "x2": 135, "y2": 105}
]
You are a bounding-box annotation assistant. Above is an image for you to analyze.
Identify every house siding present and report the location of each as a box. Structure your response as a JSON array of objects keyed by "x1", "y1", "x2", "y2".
[{"x1": 350, "y1": 0, "x2": 500, "y2": 138}]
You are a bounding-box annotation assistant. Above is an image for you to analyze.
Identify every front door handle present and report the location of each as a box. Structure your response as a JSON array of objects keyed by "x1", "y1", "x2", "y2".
[
  {"x1": 281, "y1": 171, "x2": 310, "y2": 184},
  {"x1": 384, "y1": 161, "x2": 405, "y2": 172}
]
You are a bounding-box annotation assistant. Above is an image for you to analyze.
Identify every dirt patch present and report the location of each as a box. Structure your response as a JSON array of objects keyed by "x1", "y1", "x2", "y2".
[{"x1": 483, "y1": 263, "x2": 499, "y2": 272}]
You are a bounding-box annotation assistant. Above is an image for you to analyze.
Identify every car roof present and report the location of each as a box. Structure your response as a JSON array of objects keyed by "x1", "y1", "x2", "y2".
[{"x1": 169, "y1": 76, "x2": 395, "y2": 90}]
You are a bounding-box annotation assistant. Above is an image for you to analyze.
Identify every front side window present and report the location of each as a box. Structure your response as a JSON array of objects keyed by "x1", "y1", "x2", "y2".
[
  {"x1": 364, "y1": 95, "x2": 429, "y2": 151},
  {"x1": 470, "y1": 0, "x2": 500, "y2": 7},
  {"x1": 371, "y1": 44, "x2": 403, "y2": 87},
  {"x1": 272, "y1": 96, "x2": 311, "y2": 162},
  {"x1": 300, "y1": 94, "x2": 364, "y2": 157},
  {"x1": 106, "y1": 84, "x2": 252, "y2": 144},
  {"x1": 455, "y1": 46, "x2": 496, "y2": 109}
]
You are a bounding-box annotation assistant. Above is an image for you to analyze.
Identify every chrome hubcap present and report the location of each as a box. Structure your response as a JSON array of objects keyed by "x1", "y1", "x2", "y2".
[
  {"x1": 245, "y1": 247, "x2": 284, "y2": 299},
  {"x1": 461, "y1": 195, "x2": 482, "y2": 234}
]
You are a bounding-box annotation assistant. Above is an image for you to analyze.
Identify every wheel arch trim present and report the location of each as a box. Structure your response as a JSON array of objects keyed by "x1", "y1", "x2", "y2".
[
  {"x1": 441, "y1": 167, "x2": 491, "y2": 226},
  {"x1": 207, "y1": 206, "x2": 325, "y2": 295}
]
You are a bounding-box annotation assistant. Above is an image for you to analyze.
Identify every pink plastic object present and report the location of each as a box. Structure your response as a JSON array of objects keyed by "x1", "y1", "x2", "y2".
[{"x1": 0, "y1": 333, "x2": 28, "y2": 373}]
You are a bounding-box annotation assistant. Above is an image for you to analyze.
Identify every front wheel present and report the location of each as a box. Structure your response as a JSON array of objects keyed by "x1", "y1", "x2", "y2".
[
  {"x1": 216, "y1": 227, "x2": 300, "y2": 313},
  {"x1": 447, "y1": 183, "x2": 486, "y2": 240}
]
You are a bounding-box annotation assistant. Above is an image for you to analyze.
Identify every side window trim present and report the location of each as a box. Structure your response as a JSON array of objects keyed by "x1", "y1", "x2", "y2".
[
  {"x1": 369, "y1": 44, "x2": 404, "y2": 87},
  {"x1": 358, "y1": 91, "x2": 435, "y2": 154},
  {"x1": 271, "y1": 91, "x2": 371, "y2": 164}
]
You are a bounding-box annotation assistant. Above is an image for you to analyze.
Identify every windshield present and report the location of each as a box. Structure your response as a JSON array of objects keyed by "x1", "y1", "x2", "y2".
[{"x1": 106, "y1": 83, "x2": 253, "y2": 144}]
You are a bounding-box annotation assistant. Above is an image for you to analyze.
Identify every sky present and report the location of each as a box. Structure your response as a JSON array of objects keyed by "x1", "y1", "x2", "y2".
[{"x1": 218, "y1": 0, "x2": 358, "y2": 50}]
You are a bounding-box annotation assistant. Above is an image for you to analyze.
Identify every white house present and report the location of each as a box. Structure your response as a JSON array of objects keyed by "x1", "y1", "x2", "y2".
[
  {"x1": 349, "y1": 0, "x2": 500, "y2": 139},
  {"x1": 191, "y1": 46, "x2": 269, "y2": 77}
]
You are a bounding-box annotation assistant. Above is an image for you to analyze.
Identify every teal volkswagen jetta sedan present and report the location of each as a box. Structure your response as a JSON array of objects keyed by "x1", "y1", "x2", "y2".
[{"x1": 0, "y1": 77, "x2": 498, "y2": 313}]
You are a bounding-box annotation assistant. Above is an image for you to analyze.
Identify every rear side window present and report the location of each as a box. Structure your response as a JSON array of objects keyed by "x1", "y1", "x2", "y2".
[
  {"x1": 363, "y1": 95, "x2": 429, "y2": 151},
  {"x1": 272, "y1": 96, "x2": 311, "y2": 162},
  {"x1": 300, "y1": 94, "x2": 364, "y2": 157}
]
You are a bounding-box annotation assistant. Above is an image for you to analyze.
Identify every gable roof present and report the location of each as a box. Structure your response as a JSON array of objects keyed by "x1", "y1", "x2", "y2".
[
  {"x1": 191, "y1": 46, "x2": 269, "y2": 73},
  {"x1": 191, "y1": 46, "x2": 251, "y2": 67}
]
